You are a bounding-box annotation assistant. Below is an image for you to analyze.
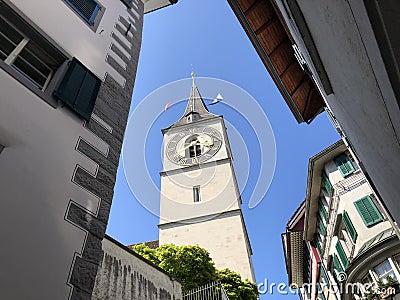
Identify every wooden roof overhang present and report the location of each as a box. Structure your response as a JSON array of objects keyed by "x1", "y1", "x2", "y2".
[{"x1": 228, "y1": 0, "x2": 325, "y2": 123}]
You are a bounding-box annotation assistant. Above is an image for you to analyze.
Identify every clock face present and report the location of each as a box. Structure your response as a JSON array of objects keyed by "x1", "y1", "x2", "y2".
[{"x1": 166, "y1": 126, "x2": 223, "y2": 166}]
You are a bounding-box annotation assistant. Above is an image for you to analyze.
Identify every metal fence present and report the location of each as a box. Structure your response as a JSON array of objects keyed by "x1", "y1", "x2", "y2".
[{"x1": 183, "y1": 282, "x2": 229, "y2": 300}]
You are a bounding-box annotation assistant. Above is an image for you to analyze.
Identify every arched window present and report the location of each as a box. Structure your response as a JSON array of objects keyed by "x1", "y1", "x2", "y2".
[{"x1": 185, "y1": 135, "x2": 201, "y2": 158}]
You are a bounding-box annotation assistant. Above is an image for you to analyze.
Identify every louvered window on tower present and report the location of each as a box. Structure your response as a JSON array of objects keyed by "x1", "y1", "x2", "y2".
[
  {"x1": 354, "y1": 196, "x2": 383, "y2": 227},
  {"x1": 64, "y1": 0, "x2": 101, "y2": 25},
  {"x1": 54, "y1": 58, "x2": 101, "y2": 121},
  {"x1": 334, "y1": 153, "x2": 355, "y2": 177}
]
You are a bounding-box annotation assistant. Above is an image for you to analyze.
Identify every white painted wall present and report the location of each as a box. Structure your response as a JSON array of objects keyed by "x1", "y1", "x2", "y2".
[
  {"x1": 159, "y1": 211, "x2": 255, "y2": 282},
  {"x1": 323, "y1": 159, "x2": 391, "y2": 259},
  {"x1": 276, "y1": 0, "x2": 400, "y2": 224},
  {"x1": 10, "y1": 0, "x2": 139, "y2": 86},
  {"x1": 0, "y1": 0, "x2": 141, "y2": 298}
]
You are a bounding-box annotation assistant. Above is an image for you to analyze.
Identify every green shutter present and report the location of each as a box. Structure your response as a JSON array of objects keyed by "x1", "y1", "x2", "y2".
[
  {"x1": 54, "y1": 58, "x2": 100, "y2": 121},
  {"x1": 317, "y1": 283, "x2": 326, "y2": 300},
  {"x1": 320, "y1": 265, "x2": 330, "y2": 288},
  {"x1": 322, "y1": 172, "x2": 333, "y2": 196},
  {"x1": 334, "y1": 154, "x2": 355, "y2": 177},
  {"x1": 336, "y1": 241, "x2": 348, "y2": 269},
  {"x1": 319, "y1": 199, "x2": 328, "y2": 220},
  {"x1": 318, "y1": 215, "x2": 326, "y2": 235},
  {"x1": 333, "y1": 254, "x2": 344, "y2": 273},
  {"x1": 342, "y1": 211, "x2": 358, "y2": 243},
  {"x1": 314, "y1": 235, "x2": 323, "y2": 256},
  {"x1": 354, "y1": 196, "x2": 383, "y2": 227}
]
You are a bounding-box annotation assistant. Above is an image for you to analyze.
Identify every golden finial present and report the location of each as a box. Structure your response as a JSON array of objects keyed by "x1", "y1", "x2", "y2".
[{"x1": 191, "y1": 71, "x2": 195, "y2": 78}]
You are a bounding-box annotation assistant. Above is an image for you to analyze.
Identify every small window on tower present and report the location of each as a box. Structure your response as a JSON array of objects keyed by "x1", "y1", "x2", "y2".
[
  {"x1": 193, "y1": 186, "x2": 200, "y2": 202},
  {"x1": 187, "y1": 136, "x2": 201, "y2": 158}
]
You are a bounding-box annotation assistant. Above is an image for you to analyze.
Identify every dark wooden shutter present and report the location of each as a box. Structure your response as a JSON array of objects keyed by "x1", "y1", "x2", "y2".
[
  {"x1": 342, "y1": 210, "x2": 358, "y2": 243},
  {"x1": 334, "y1": 154, "x2": 355, "y2": 177},
  {"x1": 354, "y1": 196, "x2": 383, "y2": 227},
  {"x1": 335, "y1": 240, "x2": 348, "y2": 269},
  {"x1": 54, "y1": 58, "x2": 101, "y2": 121}
]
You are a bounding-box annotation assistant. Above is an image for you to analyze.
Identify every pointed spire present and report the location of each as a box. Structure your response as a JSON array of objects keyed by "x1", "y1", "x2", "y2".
[
  {"x1": 183, "y1": 72, "x2": 210, "y2": 117},
  {"x1": 166, "y1": 72, "x2": 216, "y2": 129}
]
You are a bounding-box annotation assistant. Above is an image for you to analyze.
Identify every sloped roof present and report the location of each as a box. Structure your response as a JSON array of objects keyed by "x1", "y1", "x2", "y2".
[
  {"x1": 228, "y1": 0, "x2": 325, "y2": 123},
  {"x1": 163, "y1": 80, "x2": 218, "y2": 132}
]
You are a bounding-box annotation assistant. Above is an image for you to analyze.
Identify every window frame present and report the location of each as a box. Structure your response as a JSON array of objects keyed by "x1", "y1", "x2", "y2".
[
  {"x1": 373, "y1": 259, "x2": 397, "y2": 283},
  {"x1": 334, "y1": 153, "x2": 355, "y2": 178},
  {"x1": 62, "y1": 0, "x2": 105, "y2": 31},
  {"x1": 193, "y1": 186, "x2": 201, "y2": 203},
  {"x1": 0, "y1": 1, "x2": 68, "y2": 108}
]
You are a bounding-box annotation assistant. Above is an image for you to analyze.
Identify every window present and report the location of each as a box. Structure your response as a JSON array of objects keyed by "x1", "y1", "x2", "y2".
[
  {"x1": 322, "y1": 171, "x2": 333, "y2": 196},
  {"x1": 336, "y1": 240, "x2": 349, "y2": 269},
  {"x1": 193, "y1": 186, "x2": 200, "y2": 202},
  {"x1": 186, "y1": 136, "x2": 201, "y2": 158},
  {"x1": 0, "y1": 7, "x2": 65, "y2": 92},
  {"x1": 64, "y1": 0, "x2": 101, "y2": 25},
  {"x1": 354, "y1": 196, "x2": 383, "y2": 227},
  {"x1": 54, "y1": 58, "x2": 101, "y2": 121},
  {"x1": 122, "y1": 0, "x2": 132, "y2": 6},
  {"x1": 374, "y1": 260, "x2": 397, "y2": 283},
  {"x1": 334, "y1": 153, "x2": 355, "y2": 177},
  {"x1": 342, "y1": 211, "x2": 358, "y2": 243}
]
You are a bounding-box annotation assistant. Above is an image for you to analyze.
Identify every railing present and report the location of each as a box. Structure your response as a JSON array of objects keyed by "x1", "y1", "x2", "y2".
[
  {"x1": 183, "y1": 282, "x2": 229, "y2": 300},
  {"x1": 322, "y1": 170, "x2": 366, "y2": 261},
  {"x1": 334, "y1": 169, "x2": 366, "y2": 196}
]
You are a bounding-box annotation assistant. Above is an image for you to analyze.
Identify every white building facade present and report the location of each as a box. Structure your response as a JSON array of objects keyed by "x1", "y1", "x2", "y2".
[
  {"x1": 228, "y1": 0, "x2": 400, "y2": 227},
  {"x1": 283, "y1": 141, "x2": 400, "y2": 300},
  {"x1": 0, "y1": 0, "x2": 176, "y2": 299}
]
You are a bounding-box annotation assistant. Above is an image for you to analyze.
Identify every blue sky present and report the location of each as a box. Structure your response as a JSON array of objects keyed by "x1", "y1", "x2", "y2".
[{"x1": 106, "y1": 0, "x2": 339, "y2": 298}]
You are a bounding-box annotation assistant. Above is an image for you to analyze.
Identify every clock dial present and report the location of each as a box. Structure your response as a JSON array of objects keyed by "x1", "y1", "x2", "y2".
[{"x1": 166, "y1": 126, "x2": 223, "y2": 165}]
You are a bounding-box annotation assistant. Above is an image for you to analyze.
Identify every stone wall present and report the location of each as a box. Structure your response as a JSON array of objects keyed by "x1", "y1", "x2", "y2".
[{"x1": 92, "y1": 235, "x2": 182, "y2": 300}]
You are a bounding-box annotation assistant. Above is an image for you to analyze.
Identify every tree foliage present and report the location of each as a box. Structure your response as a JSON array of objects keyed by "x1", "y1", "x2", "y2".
[
  {"x1": 217, "y1": 269, "x2": 258, "y2": 300},
  {"x1": 131, "y1": 243, "x2": 258, "y2": 299}
]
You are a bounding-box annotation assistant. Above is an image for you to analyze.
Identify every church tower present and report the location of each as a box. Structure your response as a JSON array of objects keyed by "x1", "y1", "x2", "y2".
[{"x1": 159, "y1": 75, "x2": 255, "y2": 282}]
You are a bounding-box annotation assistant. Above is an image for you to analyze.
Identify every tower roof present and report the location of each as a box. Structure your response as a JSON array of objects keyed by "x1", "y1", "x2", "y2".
[{"x1": 164, "y1": 76, "x2": 218, "y2": 131}]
